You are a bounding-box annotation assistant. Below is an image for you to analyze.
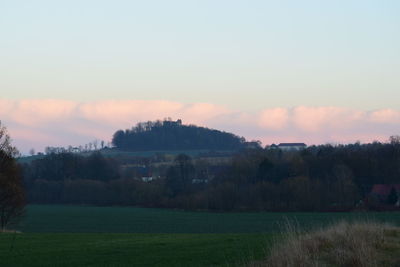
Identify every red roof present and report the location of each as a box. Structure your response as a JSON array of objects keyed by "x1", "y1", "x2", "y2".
[{"x1": 371, "y1": 184, "x2": 400, "y2": 196}]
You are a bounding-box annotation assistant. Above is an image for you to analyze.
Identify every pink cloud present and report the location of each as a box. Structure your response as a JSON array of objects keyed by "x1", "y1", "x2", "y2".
[
  {"x1": 369, "y1": 109, "x2": 400, "y2": 124},
  {"x1": 10, "y1": 128, "x2": 58, "y2": 143},
  {"x1": 292, "y1": 106, "x2": 354, "y2": 132},
  {"x1": 180, "y1": 103, "x2": 230, "y2": 125},
  {"x1": 3, "y1": 99, "x2": 76, "y2": 126},
  {"x1": 78, "y1": 100, "x2": 184, "y2": 125},
  {"x1": 0, "y1": 99, "x2": 399, "y2": 153},
  {"x1": 0, "y1": 99, "x2": 13, "y2": 114},
  {"x1": 259, "y1": 108, "x2": 289, "y2": 130}
]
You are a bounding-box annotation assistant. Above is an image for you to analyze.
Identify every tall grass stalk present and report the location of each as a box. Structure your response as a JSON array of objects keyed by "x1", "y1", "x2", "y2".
[{"x1": 250, "y1": 220, "x2": 399, "y2": 267}]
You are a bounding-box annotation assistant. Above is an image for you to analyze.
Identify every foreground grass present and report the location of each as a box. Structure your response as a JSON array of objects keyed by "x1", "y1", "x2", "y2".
[
  {"x1": 0, "y1": 233, "x2": 272, "y2": 266},
  {"x1": 19, "y1": 205, "x2": 400, "y2": 233},
  {"x1": 5, "y1": 206, "x2": 400, "y2": 266},
  {"x1": 252, "y1": 221, "x2": 400, "y2": 267}
]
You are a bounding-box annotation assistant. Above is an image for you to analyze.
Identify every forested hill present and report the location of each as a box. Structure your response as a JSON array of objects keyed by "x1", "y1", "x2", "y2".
[{"x1": 112, "y1": 119, "x2": 246, "y2": 151}]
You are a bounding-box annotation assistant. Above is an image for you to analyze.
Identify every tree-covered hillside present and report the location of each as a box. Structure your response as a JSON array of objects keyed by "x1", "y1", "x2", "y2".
[{"x1": 112, "y1": 119, "x2": 246, "y2": 151}]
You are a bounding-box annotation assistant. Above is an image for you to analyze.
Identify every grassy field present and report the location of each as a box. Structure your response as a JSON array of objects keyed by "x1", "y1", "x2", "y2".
[
  {"x1": 2, "y1": 205, "x2": 400, "y2": 266},
  {"x1": 0, "y1": 233, "x2": 272, "y2": 266},
  {"x1": 18, "y1": 205, "x2": 400, "y2": 233}
]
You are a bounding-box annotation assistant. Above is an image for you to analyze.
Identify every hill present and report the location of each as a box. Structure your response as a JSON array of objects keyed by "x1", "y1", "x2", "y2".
[{"x1": 112, "y1": 119, "x2": 247, "y2": 151}]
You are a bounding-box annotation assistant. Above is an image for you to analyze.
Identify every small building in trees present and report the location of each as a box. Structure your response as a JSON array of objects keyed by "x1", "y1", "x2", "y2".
[
  {"x1": 368, "y1": 184, "x2": 400, "y2": 208},
  {"x1": 267, "y1": 144, "x2": 279, "y2": 150},
  {"x1": 278, "y1": 143, "x2": 307, "y2": 151},
  {"x1": 141, "y1": 176, "x2": 154, "y2": 182}
]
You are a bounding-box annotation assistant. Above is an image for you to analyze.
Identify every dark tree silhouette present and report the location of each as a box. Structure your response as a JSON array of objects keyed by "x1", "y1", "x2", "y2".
[
  {"x1": 165, "y1": 154, "x2": 195, "y2": 196},
  {"x1": 20, "y1": 125, "x2": 400, "y2": 212},
  {"x1": 387, "y1": 187, "x2": 398, "y2": 205},
  {"x1": 112, "y1": 119, "x2": 246, "y2": 151},
  {"x1": 0, "y1": 121, "x2": 25, "y2": 231}
]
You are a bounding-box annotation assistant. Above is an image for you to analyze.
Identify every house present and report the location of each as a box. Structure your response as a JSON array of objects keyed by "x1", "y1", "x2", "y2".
[
  {"x1": 244, "y1": 141, "x2": 262, "y2": 149},
  {"x1": 141, "y1": 176, "x2": 154, "y2": 182},
  {"x1": 126, "y1": 165, "x2": 156, "y2": 182},
  {"x1": 192, "y1": 178, "x2": 208, "y2": 184},
  {"x1": 267, "y1": 144, "x2": 279, "y2": 150},
  {"x1": 278, "y1": 143, "x2": 307, "y2": 151},
  {"x1": 368, "y1": 184, "x2": 400, "y2": 207}
]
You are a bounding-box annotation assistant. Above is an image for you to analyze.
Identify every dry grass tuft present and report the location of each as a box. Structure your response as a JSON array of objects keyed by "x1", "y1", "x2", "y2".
[{"x1": 250, "y1": 221, "x2": 400, "y2": 267}]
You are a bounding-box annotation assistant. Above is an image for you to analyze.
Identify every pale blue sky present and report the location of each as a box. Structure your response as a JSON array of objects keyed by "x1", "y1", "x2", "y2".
[{"x1": 1, "y1": 0, "x2": 399, "y2": 111}]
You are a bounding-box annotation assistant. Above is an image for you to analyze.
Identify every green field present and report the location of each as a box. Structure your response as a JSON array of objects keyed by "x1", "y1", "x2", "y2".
[
  {"x1": 0, "y1": 233, "x2": 271, "y2": 266},
  {"x1": 1, "y1": 205, "x2": 400, "y2": 266},
  {"x1": 18, "y1": 205, "x2": 400, "y2": 233}
]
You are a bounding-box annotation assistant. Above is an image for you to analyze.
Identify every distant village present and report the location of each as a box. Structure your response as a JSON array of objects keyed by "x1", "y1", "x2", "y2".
[{"x1": 20, "y1": 119, "x2": 400, "y2": 212}]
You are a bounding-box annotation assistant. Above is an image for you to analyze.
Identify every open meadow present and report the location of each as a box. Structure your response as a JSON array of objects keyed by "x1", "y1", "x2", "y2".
[
  {"x1": 18, "y1": 205, "x2": 400, "y2": 233},
  {"x1": 0, "y1": 233, "x2": 270, "y2": 266},
  {"x1": 0, "y1": 205, "x2": 399, "y2": 266}
]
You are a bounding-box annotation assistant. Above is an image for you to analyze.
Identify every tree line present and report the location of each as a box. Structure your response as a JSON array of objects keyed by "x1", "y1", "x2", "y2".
[
  {"x1": 112, "y1": 119, "x2": 246, "y2": 151},
  {"x1": 21, "y1": 138, "x2": 400, "y2": 211}
]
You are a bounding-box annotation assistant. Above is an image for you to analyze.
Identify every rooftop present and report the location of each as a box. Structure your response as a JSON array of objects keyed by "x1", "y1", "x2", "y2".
[
  {"x1": 278, "y1": 143, "x2": 307, "y2": 147},
  {"x1": 371, "y1": 184, "x2": 400, "y2": 196}
]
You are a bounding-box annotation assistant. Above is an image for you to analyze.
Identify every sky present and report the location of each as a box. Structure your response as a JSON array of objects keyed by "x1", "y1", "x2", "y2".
[{"x1": 0, "y1": 0, "x2": 399, "y2": 153}]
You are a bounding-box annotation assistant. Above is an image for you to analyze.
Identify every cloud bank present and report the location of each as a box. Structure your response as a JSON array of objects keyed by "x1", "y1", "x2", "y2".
[{"x1": 0, "y1": 99, "x2": 399, "y2": 153}]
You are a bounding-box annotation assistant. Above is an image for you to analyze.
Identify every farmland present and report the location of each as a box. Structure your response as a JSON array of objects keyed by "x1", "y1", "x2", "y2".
[
  {"x1": 0, "y1": 233, "x2": 270, "y2": 266},
  {"x1": 19, "y1": 205, "x2": 400, "y2": 233},
  {"x1": 1, "y1": 205, "x2": 400, "y2": 266}
]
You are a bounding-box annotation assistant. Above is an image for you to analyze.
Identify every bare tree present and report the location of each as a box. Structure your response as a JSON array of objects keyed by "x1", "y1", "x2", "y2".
[
  {"x1": 0, "y1": 121, "x2": 25, "y2": 231},
  {"x1": 93, "y1": 140, "x2": 98, "y2": 150},
  {"x1": 0, "y1": 122, "x2": 18, "y2": 164},
  {"x1": 390, "y1": 135, "x2": 400, "y2": 145},
  {"x1": 44, "y1": 146, "x2": 52, "y2": 155}
]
